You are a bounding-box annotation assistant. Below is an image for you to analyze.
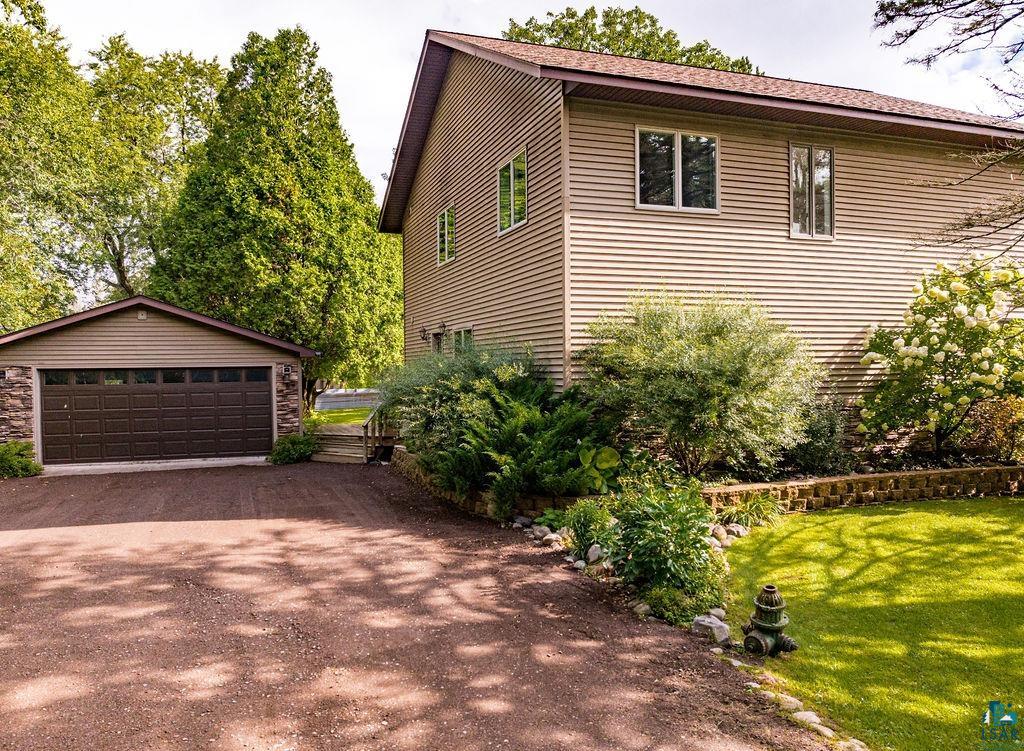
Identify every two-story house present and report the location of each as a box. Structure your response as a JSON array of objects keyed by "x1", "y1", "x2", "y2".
[{"x1": 379, "y1": 31, "x2": 1023, "y2": 392}]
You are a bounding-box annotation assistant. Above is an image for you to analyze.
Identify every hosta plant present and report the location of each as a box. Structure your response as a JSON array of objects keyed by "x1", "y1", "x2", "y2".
[{"x1": 858, "y1": 253, "x2": 1024, "y2": 458}]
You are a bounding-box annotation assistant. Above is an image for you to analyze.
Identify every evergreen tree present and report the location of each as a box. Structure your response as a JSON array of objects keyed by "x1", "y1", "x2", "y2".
[{"x1": 150, "y1": 28, "x2": 401, "y2": 408}]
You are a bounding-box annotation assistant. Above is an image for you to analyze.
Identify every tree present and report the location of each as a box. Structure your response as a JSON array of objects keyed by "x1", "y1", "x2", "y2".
[
  {"x1": 504, "y1": 6, "x2": 760, "y2": 73},
  {"x1": 0, "y1": 0, "x2": 86, "y2": 328},
  {"x1": 74, "y1": 36, "x2": 222, "y2": 299},
  {"x1": 149, "y1": 27, "x2": 402, "y2": 410},
  {"x1": 857, "y1": 254, "x2": 1024, "y2": 458},
  {"x1": 874, "y1": 2, "x2": 1024, "y2": 258}
]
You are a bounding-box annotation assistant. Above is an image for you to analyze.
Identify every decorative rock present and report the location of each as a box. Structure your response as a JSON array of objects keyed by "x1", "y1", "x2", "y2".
[
  {"x1": 708, "y1": 607, "x2": 727, "y2": 621},
  {"x1": 692, "y1": 614, "x2": 731, "y2": 645},
  {"x1": 710, "y1": 647, "x2": 724, "y2": 655},
  {"x1": 743, "y1": 681, "x2": 761, "y2": 689},
  {"x1": 720, "y1": 535, "x2": 736, "y2": 548},
  {"x1": 564, "y1": 555, "x2": 575, "y2": 563},
  {"x1": 759, "y1": 690, "x2": 777, "y2": 703},
  {"x1": 810, "y1": 724, "x2": 836, "y2": 739},
  {"x1": 633, "y1": 602, "x2": 652, "y2": 617},
  {"x1": 542, "y1": 533, "x2": 562, "y2": 546},
  {"x1": 514, "y1": 515, "x2": 533, "y2": 527},
  {"x1": 727, "y1": 658, "x2": 748, "y2": 668},
  {"x1": 725, "y1": 523, "x2": 748, "y2": 537},
  {"x1": 573, "y1": 559, "x2": 587, "y2": 570},
  {"x1": 532, "y1": 525, "x2": 552, "y2": 539},
  {"x1": 711, "y1": 525, "x2": 729, "y2": 542},
  {"x1": 792, "y1": 711, "x2": 822, "y2": 726},
  {"x1": 512, "y1": 522, "x2": 523, "y2": 529},
  {"x1": 556, "y1": 527, "x2": 570, "y2": 538},
  {"x1": 776, "y1": 694, "x2": 804, "y2": 711},
  {"x1": 706, "y1": 536, "x2": 723, "y2": 550},
  {"x1": 836, "y1": 739, "x2": 869, "y2": 751},
  {"x1": 586, "y1": 543, "x2": 604, "y2": 563}
]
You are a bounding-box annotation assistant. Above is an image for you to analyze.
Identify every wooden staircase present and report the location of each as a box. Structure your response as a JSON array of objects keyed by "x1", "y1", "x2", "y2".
[{"x1": 311, "y1": 410, "x2": 397, "y2": 464}]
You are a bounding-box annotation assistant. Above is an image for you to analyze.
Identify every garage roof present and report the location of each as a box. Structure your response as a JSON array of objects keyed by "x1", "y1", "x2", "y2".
[{"x1": 0, "y1": 296, "x2": 318, "y2": 357}]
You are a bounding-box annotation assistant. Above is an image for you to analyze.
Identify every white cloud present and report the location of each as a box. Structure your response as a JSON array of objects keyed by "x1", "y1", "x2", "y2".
[{"x1": 43, "y1": 0, "x2": 1011, "y2": 203}]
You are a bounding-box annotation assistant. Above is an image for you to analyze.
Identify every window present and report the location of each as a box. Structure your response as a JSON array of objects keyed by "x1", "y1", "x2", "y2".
[
  {"x1": 218, "y1": 369, "x2": 241, "y2": 383},
  {"x1": 453, "y1": 328, "x2": 474, "y2": 353},
  {"x1": 498, "y1": 149, "x2": 527, "y2": 232},
  {"x1": 190, "y1": 369, "x2": 214, "y2": 383},
  {"x1": 162, "y1": 369, "x2": 186, "y2": 384},
  {"x1": 133, "y1": 370, "x2": 157, "y2": 385},
  {"x1": 245, "y1": 368, "x2": 269, "y2": 382},
  {"x1": 791, "y1": 145, "x2": 834, "y2": 238},
  {"x1": 437, "y1": 206, "x2": 456, "y2": 264},
  {"x1": 103, "y1": 370, "x2": 128, "y2": 385},
  {"x1": 636, "y1": 127, "x2": 718, "y2": 211},
  {"x1": 43, "y1": 371, "x2": 69, "y2": 386},
  {"x1": 74, "y1": 370, "x2": 99, "y2": 385}
]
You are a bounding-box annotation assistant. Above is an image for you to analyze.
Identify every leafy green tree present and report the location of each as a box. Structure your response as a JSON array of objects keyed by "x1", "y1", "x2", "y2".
[
  {"x1": 75, "y1": 36, "x2": 222, "y2": 299},
  {"x1": 150, "y1": 27, "x2": 401, "y2": 408},
  {"x1": 0, "y1": 0, "x2": 86, "y2": 327},
  {"x1": 504, "y1": 6, "x2": 760, "y2": 73}
]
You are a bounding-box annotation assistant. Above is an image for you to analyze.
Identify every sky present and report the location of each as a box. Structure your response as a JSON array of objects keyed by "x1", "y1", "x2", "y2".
[{"x1": 43, "y1": 0, "x2": 1009, "y2": 202}]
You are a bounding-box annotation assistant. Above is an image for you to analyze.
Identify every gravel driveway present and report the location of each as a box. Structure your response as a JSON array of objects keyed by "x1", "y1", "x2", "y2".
[{"x1": 0, "y1": 464, "x2": 822, "y2": 751}]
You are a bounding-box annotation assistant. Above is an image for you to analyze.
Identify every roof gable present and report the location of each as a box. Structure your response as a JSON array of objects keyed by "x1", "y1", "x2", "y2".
[
  {"x1": 379, "y1": 30, "x2": 1024, "y2": 233},
  {"x1": 0, "y1": 296, "x2": 317, "y2": 357}
]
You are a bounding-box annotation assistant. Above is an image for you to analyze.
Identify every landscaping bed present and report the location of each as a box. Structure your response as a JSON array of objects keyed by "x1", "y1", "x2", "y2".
[{"x1": 726, "y1": 496, "x2": 1024, "y2": 751}]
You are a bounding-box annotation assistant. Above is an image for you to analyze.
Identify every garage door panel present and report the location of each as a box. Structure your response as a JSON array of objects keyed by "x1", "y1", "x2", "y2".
[{"x1": 41, "y1": 367, "x2": 274, "y2": 464}]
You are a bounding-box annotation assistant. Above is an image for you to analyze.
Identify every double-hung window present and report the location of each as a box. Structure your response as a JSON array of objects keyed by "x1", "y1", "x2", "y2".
[
  {"x1": 790, "y1": 145, "x2": 834, "y2": 238},
  {"x1": 437, "y1": 205, "x2": 455, "y2": 264},
  {"x1": 636, "y1": 127, "x2": 718, "y2": 211},
  {"x1": 453, "y1": 328, "x2": 474, "y2": 353},
  {"x1": 498, "y1": 149, "x2": 527, "y2": 233}
]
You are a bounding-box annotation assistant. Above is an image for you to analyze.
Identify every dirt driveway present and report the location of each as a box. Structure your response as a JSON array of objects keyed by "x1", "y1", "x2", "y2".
[{"x1": 0, "y1": 464, "x2": 822, "y2": 751}]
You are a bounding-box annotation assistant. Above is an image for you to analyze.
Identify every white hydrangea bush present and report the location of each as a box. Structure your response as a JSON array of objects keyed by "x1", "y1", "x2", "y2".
[{"x1": 857, "y1": 253, "x2": 1024, "y2": 456}]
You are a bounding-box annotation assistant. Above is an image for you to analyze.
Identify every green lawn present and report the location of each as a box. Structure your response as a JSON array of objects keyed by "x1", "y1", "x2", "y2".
[
  {"x1": 316, "y1": 407, "x2": 372, "y2": 424},
  {"x1": 726, "y1": 497, "x2": 1024, "y2": 751}
]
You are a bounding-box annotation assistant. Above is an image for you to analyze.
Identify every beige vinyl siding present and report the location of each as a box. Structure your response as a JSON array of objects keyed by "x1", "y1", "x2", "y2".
[
  {"x1": 402, "y1": 51, "x2": 566, "y2": 382},
  {"x1": 567, "y1": 98, "x2": 1020, "y2": 394},
  {"x1": 0, "y1": 308, "x2": 297, "y2": 367}
]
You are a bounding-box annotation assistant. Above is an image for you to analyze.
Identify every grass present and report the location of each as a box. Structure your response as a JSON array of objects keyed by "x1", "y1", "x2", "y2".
[
  {"x1": 316, "y1": 407, "x2": 372, "y2": 424},
  {"x1": 726, "y1": 497, "x2": 1024, "y2": 751}
]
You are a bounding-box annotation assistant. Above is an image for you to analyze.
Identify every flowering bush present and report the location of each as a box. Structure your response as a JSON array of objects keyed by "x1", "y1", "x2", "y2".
[{"x1": 858, "y1": 253, "x2": 1024, "y2": 457}]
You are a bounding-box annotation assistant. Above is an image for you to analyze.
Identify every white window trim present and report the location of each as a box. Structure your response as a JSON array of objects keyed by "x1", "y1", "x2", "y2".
[
  {"x1": 496, "y1": 146, "x2": 528, "y2": 236},
  {"x1": 789, "y1": 142, "x2": 835, "y2": 241},
  {"x1": 452, "y1": 327, "x2": 475, "y2": 352},
  {"x1": 635, "y1": 125, "x2": 721, "y2": 214},
  {"x1": 436, "y1": 204, "x2": 456, "y2": 266}
]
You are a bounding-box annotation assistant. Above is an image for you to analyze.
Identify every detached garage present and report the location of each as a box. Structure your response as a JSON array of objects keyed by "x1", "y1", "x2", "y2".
[{"x1": 0, "y1": 296, "x2": 315, "y2": 466}]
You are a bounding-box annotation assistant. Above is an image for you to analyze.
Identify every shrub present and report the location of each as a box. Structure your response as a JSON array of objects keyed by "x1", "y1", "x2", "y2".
[
  {"x1": 959, "y1": 396, "x2": 1024, "y2": 463},
  {"x1": 643, "y1": 557, "x2": 727, "y2": 625},
  {"x1": 534, "y1": 507, "x2": 567, "y2": 530},
  {"x1": 564, "y1": 496, "x2": 619, "y2": 557},
  {"x1": 779, "y1": 389, "x2": 853, "y2": 477},
  {"x1": 857, "y1": 254, "x2": 1024, "y2": 458},
  {"x1": 579, "y1": 295, "x2": 820, "y2": 477},
  {"x1": 613, "y1": 475, "x2": 719, "y2": 592},
  {"x1": 268, "y1": 433, "x2": 320, "y2": 464},
  {"x1": 0, "y1": 441, "x2": 42, "y2": 478},
  {"x1": 717, "y1": 492, "x2": 784, "y2": 527}
]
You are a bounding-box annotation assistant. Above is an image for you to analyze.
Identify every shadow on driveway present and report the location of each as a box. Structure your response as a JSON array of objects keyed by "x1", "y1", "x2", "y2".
[{"x1": 0, "y1": 464, "x2": 823, "y2": 751}]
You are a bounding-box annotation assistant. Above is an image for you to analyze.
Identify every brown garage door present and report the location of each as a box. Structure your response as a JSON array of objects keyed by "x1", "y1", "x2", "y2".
[{"x1": 40, "y1": 368, "x2": 273, "y2": 464}]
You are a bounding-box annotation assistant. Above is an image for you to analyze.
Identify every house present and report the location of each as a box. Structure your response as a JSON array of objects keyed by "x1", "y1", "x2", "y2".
[
  {"x1": 380, "y1": 31, "x2": 1024, "y2": 392},
  {"x1": 0, "y1": 296, "x2": 315, "y2": 466}
]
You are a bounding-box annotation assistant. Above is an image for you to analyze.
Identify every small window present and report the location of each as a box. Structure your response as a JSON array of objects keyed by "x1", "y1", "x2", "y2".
[
  {"x1": 162, "y1": 369, "x2": 186, "y2": 384},
  {"x1": 637, "y1": 128, "x2": 718, "y2": 211},
  {"x1": 245, "y1": 368, "x2": 269, "y2": 382},
  {"x1": 453, "y1": 328, "x2": 474, "y2": 353},
  {"x1": 431, "y1": 332, "x2": 444, "y2": 354},
  {"x1": 190, "y1": 369, "x2": 214, "y2": 383},
  {"x1": 498, "y1": 149, "x2": 527, "y2": 233},
  {"x1": 43, "y1": 371, "x2": 69, "y2": 386},
  {"x1": 791, "y1": 144, "x2": 834, "y2": 238},
  {"x1": 103, "y1": 370, "x2": 128, "y2": 385},
  {"x1": 74, "y1": 370, "x2": 99, "y2": 385},
  {"x1": 218, "y1": 369, "x2": 241, "y2": 383},
  {"x1": 133, "y1": 370, "x2": 157, "y2": 385},
  {"x1": 437, "y1": 206, "x2": 456, "y2": 264}
]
